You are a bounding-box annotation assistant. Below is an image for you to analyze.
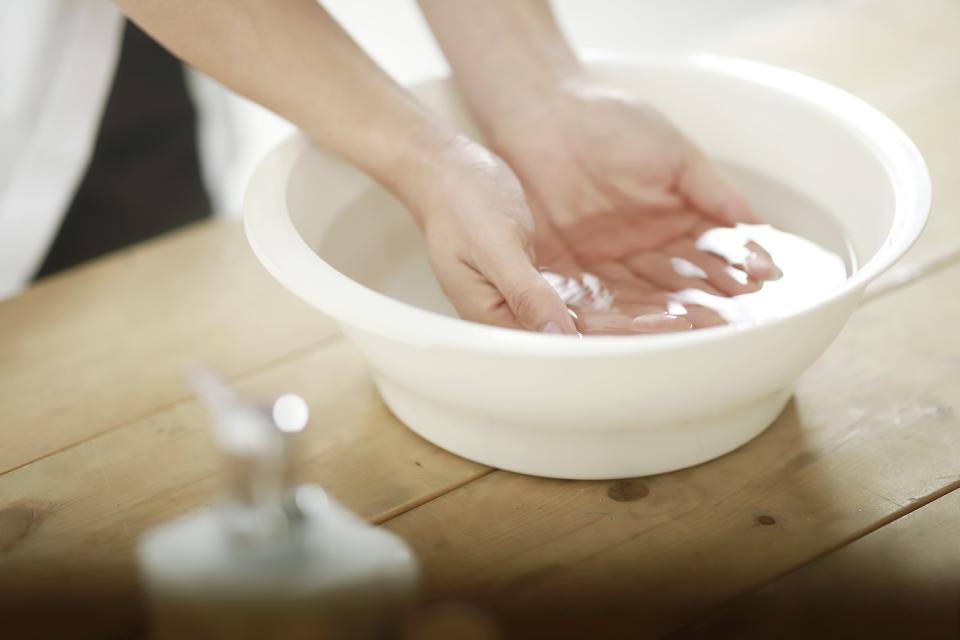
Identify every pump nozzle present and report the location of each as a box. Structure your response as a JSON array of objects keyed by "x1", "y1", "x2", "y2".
[{"x1": 188, "y1": 368, "x2": 308, "y2": 544}]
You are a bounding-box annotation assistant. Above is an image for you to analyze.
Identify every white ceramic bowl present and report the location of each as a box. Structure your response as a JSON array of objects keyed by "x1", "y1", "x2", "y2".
[{"x1": 244, "y1": 55, "x2": 929, "y2": 480}]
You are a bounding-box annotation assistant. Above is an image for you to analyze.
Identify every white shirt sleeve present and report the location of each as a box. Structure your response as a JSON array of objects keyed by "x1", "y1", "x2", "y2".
[{"x1": 0, "y1": 0, "x2": 123, "y2": 298}]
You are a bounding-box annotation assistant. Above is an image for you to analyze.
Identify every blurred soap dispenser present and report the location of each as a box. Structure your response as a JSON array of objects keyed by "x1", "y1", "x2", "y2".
[{"x1": 138, "y1": 370, "x2": 419, "y2": 639}]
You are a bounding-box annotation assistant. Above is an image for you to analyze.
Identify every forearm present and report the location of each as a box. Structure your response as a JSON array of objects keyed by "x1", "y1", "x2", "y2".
[
  {"x1": 417, "y1": 0, "x2": 583, "y2": 145},
  {"x1": 116, "y1": 0, "x2": 455, "y2": 212}
]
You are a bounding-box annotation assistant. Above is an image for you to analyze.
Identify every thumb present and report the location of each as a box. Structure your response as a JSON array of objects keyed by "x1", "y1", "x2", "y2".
[
  {"x1": 678, "y1": 152, "x2": 760, "y2": 226},
  {"x1": 482, "y1": 236, "x2": 578, "y2": 335}
]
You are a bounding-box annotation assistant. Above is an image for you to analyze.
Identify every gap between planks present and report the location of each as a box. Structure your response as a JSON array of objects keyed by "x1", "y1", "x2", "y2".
[
  {"x1": 0, "y1": 332, "x2": 343, "y2": 479},
  {"x1": 667, "y1": 479, "x2": 960, "y2": 638},
  {"x1": 370, "y1": 468, "x2": 498, "y2": 525},
  {"x1": 6, "y1": 237, "x2": 959, "y2": 527}
]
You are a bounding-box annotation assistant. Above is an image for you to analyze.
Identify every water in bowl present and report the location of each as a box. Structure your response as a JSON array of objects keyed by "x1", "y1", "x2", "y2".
[
  {"x1": 660, "y1": 162, "x2": 856, "y2": 328},
  {"x1": 321, "y1": 161, "x2": 856, "y2": 332}
]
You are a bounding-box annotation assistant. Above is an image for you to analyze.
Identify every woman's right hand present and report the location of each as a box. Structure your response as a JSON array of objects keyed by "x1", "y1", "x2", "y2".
[{"x1": 408, "y1": 136, "x2": 579, "y2": 335}]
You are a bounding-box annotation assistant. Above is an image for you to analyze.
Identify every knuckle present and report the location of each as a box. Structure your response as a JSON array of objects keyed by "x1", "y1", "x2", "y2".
[
  {"x1": 509, "y1": 282, "x2": 552, "y2": 330},
  {"x1": 508, "y1": 281, "x2": 547, "y2": 323},
  {"x1": 501, "y1": 204, "x2": 536, "y2": 239}
]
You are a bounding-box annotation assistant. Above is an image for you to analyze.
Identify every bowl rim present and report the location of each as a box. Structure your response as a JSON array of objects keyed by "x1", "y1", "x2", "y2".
[{"x1": 244, "y1": 52, "x2": 931, "y2": 355}]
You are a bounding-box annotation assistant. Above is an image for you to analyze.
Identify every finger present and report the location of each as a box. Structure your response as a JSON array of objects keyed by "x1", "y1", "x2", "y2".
[
  {"x1": 678, "y1": 153, "x2": 760, "y2": 225},
  {"x1": 582, "y1": 262, "x2": 679, "y2": 308},
  {"x1": 604, "y1": 284, "x2": 669, "y2": 306},
  {"x1": 624, "y1": 251, "x2": 725, "y2": 296},
  {"x1": 631, "y1": 312, "x2": 693, "y2": 333},
  {"x1": 438, "y1": 261, "x2": 525, "y2": 330},
  {"x1": 481, "y1": 237, "x2": 579, "y2": 335},
  {"x1": 682, "y1": 303, "x2": 727, "y2": 329},
  {"x1": 585, "y1": 261, "x2": 660, "y2": 302},
  {"x1": 576, "y1": 312, "x2": 636, "y2": 335},
  {"x1": 617, "y1": 300, "x2": 697, "y2": 331},
  {"x1": 576, "y1": 311, "x2": 691, "y2": 335},
  {"x1": 617, "y1": 301, "x2": 672, "y2": 317},
  {"x1": 663, "y1": 238, "x2": 761, "y2": 296},
  {"x1": 741, "y1": 241, "x2": 781, "y2": 281},
  {"x1": 541, "y1": 270, "x2": 617, "y2": 315},
  {"x1": 687, "y1": 221, "x2": 781, "y2": 282}
]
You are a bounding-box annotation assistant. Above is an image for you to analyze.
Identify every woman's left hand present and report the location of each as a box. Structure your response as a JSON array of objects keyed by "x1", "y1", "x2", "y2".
[{"x1": 485, "y1": 82, "x2": 781, "y2": 334}]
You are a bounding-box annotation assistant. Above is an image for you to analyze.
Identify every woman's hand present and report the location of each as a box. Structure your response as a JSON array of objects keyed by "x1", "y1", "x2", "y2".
[
  {"x1": 489, "y1": 83, "x2": 765, "y2": 255},
  {"x1": 409, "y1": 136, "x2": 578, "y2": 334},
  {"x1": 485, "y1": 83, "x2": 781, "y2": 334}
]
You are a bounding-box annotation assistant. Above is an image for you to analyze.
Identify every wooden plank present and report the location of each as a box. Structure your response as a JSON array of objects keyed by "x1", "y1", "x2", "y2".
[
  {"x1": 678, "y1": 489, "x2": 960, "y2": 639},
  {"x1": 0, "y1": 339, "x2": 487, "y2": 638},
  {"x1": 384, "y1": 260, "x2": 960, "y2": 638},
  {"x1": 0, "y1": 220, "x2": 338, "y2": 475}
]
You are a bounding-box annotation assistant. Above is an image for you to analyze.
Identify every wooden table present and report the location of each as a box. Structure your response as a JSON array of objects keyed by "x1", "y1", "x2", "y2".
[{"x1": 3, "y1": 1, "x2": 959, "y2": 638}]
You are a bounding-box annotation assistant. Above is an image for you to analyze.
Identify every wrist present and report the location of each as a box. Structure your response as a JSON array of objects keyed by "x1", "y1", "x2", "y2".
[
  {"x1": 312, "y1": 106, "x2": 462, "y2": 223},
  {"x1": 484, "y1": 76, "x2": 637, "y2": 162},
  {"x1": 479, "y1": 70, "x2": 579, "y2": 137},
  {"x1": 378, "y1": 126, "x2": 496, "y2": 227},
  {"x1": 374, "y1": 121, "x2": 458, "y2": 209},
  {"x1": 484, "y1": 72, "x2": 603, "y2": 146}
]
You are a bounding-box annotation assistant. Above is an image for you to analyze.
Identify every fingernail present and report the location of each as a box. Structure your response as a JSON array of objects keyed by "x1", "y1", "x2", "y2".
[
  {"x1": 541, "y1": 321, "x2": 564, "y2": 334},
  {"x1": 745, "y1": 252, "x2": 782, "y2": 281}
]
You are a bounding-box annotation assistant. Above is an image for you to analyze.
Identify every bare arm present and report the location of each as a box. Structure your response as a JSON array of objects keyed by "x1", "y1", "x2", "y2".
[
  {"x1": 418, "y1": 0, "x2": 758, "y2": 227},
  {"x1": 417, "y1": 0, "x2": 583, "y2": 147},
  {"x1": 116, "y1": 0, "x2": 450, "y2": 214},
  {"x1": 418, "y1": 0, "x2": 775, "y2": 333},
  {"x1": 114, "y1": 0, "x2": 580, "y2": 334}
]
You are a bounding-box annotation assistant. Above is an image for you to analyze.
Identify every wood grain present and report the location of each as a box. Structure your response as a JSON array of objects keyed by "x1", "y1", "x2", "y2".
[
  {"x1": 0, "y1": 340, "x2": 487, "y2": 637},
  {"x1": 384, "y1": 260, "x2": 960, "y2": 638},
  {"x1": 0, "y1": 338, "x2": 488, "y2": 574},
  {"x1": 0, "y1": 220, "x2": 337, "y2": 475},
  {"x1": 678, "y1": 489, "x2": 960, "y2": 639}
]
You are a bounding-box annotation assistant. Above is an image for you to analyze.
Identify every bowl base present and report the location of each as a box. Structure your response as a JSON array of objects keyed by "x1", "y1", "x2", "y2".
[{"x1": 375, "y1": 379, "x2": 791, "y2": 480}]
